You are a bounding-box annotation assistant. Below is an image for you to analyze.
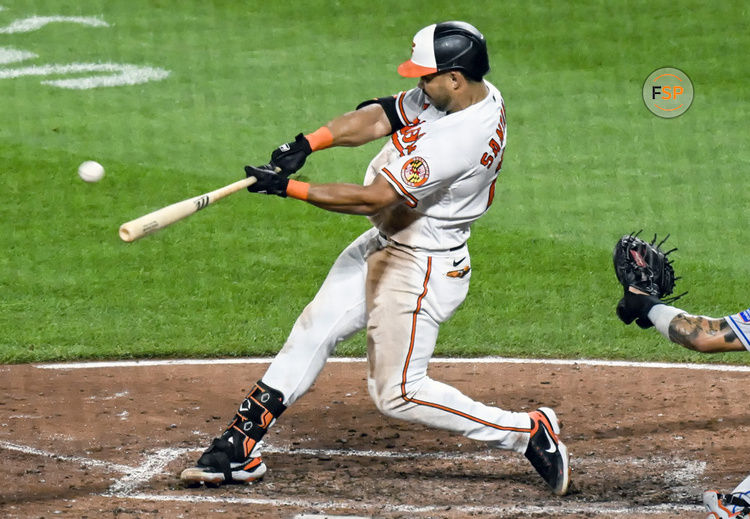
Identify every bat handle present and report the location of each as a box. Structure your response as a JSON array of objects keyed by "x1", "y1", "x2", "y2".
[{"x1": 259, "y1": 163, "x2": 283, "y2": 174}]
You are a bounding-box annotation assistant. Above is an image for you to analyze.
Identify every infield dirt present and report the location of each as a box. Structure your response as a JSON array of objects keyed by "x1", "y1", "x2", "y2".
[{"x1": 1, "y1": 359, "x2": 745, "y2": 518}]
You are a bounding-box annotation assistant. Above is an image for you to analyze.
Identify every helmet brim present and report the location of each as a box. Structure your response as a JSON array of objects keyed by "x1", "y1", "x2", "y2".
[{"x1": 397, "y1": 59, "x2": 438, "y2": 78}]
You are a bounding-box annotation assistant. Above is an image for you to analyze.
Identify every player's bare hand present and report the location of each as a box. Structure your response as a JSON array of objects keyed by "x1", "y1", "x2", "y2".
[
  {"x1": 270, "y1": 133, "x2": 312, "y2": 177},
  {"x1": 244, "y1": 165, "x2": 289, "y2": 197}
]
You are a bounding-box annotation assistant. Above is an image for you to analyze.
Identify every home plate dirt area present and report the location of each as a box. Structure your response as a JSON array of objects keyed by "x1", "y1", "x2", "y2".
[{"x1": 1, "y1": 358, "x2": 747, "y2": 518}]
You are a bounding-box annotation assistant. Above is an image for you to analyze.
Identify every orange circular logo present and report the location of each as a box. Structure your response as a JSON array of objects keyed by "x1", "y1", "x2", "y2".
[
  {"x1": 642, "y1": 67, "x2": 694, "y2": 118},
  {"x1": 401, "y1": 157, "x2": 430, "y2": 187}
]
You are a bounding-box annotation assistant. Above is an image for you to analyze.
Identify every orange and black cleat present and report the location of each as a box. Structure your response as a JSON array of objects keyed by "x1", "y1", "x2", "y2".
[
  {"x1": 180, "y1": 433, "x2": 266, "y2": 486},
  {"x1": 524, "y1": 407, "x2": 571, "y2": 496},
  {"x1": 181, "y1": 380, "x2": 285, "y2": 487}
]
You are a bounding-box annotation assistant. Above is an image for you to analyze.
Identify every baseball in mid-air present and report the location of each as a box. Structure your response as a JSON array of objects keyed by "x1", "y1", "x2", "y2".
[{"x1": 78, "y1": 160, "x2": 105, "y2": 183}]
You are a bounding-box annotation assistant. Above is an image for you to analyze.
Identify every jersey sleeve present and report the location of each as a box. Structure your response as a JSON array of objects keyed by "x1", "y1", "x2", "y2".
[
  {"x1": 724, "y1": 309, "x2": 750, "y2": 351},
  {"x1": 393, "y1": 88, "x2": 428, "y2": 127},
  {"x1": 379, "y1": 132, "x2": 469, "y2": 208}
]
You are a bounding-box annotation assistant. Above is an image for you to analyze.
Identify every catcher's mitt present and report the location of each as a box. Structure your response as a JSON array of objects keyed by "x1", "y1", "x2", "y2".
[{"x1": 613, "y1": 231, "x2": 677, "y2": 298}]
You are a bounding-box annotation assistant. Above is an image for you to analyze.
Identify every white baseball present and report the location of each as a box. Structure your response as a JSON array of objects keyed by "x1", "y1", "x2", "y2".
[{"x1": 78, "y1": 160, "x2": 105, "y2": 183}]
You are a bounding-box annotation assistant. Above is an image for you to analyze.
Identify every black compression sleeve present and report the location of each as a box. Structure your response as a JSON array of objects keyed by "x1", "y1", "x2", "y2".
[{"x1": 355, "y1": 96, "x2": 405, "y2": 134}]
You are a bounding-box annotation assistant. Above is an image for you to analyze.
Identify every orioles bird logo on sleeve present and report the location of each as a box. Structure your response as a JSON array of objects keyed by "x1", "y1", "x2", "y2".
[{"x1": 400, "y1": 157, "x2": 430, "y2": 187}]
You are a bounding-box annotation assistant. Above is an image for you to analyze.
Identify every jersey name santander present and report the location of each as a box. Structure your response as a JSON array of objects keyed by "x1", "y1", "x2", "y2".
[
  {"x1": 725, "y1": 308, "x2": 750, "y2": 351},
  {"x1": 364, "y1": 80, "x2": 506, "y2": 251}
]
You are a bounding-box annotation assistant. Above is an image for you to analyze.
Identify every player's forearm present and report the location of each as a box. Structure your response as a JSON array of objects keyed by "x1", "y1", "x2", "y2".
[
  {"x1": 667, "y1": 314, "x2": 744, "y2": 353},
  {"x1": 246, "y1": 167, "x2": 401, "y2": 214},
  {"x1": 305, "y1": 183, "x2": 391, "y2": 215}
]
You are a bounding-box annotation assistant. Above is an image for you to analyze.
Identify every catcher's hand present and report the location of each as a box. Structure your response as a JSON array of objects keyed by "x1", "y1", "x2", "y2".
[{"x1": 613, "y1": 231, "x2": 682, "y2": 328}]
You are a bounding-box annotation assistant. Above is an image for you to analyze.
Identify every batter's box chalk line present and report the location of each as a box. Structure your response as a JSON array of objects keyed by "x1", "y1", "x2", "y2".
[
  {"x1": 106, "y1": 447, "x2": 191, "y2": 495},
  {"x1": 0, "y1": 440, "x2": 133, "y2": 473},
  {"x1": 114, "y1": 491, "x2": 703, "y2": 516},
  {"x1": 0, "y1": 440, "x2": 704, "y2": 516}
]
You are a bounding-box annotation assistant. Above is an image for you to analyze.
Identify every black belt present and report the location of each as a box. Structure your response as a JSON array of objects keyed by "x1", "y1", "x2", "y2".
[{"x1": 379, "y1": 232, "x2": 465, "y2": 252}]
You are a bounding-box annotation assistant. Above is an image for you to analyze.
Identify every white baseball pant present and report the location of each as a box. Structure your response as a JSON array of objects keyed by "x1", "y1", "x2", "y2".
[{"x1": 263, "y1": 227, "x2": 532, "y2": 453}]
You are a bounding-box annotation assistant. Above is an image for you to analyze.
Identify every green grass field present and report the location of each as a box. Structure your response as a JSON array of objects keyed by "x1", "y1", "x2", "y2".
[{"x1": 2, "y1": 0, "x2": 748, "y2": 364}]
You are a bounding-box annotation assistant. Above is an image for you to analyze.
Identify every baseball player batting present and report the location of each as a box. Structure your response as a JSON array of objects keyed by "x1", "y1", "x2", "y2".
[
  {"x1": 181, "y1": 21, "x2": 570, "y2": 496},
  {"x1": 617, "y1": 268, "x2": 750, "y2": 517}
]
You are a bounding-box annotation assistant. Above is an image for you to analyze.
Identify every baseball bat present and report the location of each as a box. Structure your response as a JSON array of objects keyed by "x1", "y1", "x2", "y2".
[{"x1": 118, "y1": 176, "x2": 257, "y2": 242}]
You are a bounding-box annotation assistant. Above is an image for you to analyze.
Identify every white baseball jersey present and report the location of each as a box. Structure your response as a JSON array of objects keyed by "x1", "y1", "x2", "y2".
[
  {"x1": 364, "y1": 80, "x2": 506, "y2": 250},
  {"x1": 725, "y1": 308, "x2": 750, "y2": 351}
]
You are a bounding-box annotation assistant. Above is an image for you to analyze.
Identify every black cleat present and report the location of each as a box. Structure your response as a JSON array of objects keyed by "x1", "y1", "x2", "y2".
[
  {"x1": 524, "y1": 407, "x2": 571, "y2": 496},
  {"x1": 180, "y1": 435, "x2": 266, "y2": 486}
]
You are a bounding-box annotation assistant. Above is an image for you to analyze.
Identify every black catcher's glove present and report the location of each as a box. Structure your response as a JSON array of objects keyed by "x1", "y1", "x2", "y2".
[
  {"x1": 613, "y1": 231, "x2": 684, "y2": 328},
  {"x1": 613, "y1": 231, "x2": 677, "y2": 297},
  {"x1": 244, "y1": 165, "x2": 289, "y2": 197},
  {"x1": 269, "y1": 133, "x2": 312, "y2": 177}
]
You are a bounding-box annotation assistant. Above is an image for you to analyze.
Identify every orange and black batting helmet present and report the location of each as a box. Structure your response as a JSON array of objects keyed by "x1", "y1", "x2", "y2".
[{"x1": 397, "y1": 21, "x2": 490, "y2": 81}]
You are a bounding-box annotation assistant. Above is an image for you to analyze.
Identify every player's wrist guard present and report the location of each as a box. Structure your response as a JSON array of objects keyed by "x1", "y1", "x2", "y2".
[{"x1": 616, "y1": 290, "x2": 664, "y2": 329}]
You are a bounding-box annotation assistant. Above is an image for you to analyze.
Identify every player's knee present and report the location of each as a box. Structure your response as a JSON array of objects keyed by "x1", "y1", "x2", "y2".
[{"x1": 367, "y1": 377, "x2": 408, "y2": 418}]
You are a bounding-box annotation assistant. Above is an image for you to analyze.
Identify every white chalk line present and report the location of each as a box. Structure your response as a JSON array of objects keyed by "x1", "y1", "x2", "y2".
[
  {"x1": 261, "y1": 443, "x2": 503, "y2": 462},
  {"x1": 115, "y1": 491, "x2": 702, "y2": 516},
  {"x1": 34, "y1": 355, "x2": 750, "y2": 372},
  {"x1": 0, "y1": 440, "x2": 133, "y2": 473},
  {"x1": 0, "y1": 62, "x2": 170, "y2": 89},
  {"x1": 0, "y1": 13, "x2": 170, "y2": 89},
  {"x1": 240, "y1": 443, "x2": 707, "y2": 476},
  {"x1": 0, "y1": 16, "x2": 108, "y2": 34},
  {"x1": 106, "y1": 447, "x2": 190, "y2": 495},
  {"x1": 0, "y1": 439, "x2": 704, "y2": 516},
  {"x1": 201, "y1": 442, "x2": 709, "y2": 504},
  {"x1": 0, "y1": 46, "x2": 38, "y2": 65}
]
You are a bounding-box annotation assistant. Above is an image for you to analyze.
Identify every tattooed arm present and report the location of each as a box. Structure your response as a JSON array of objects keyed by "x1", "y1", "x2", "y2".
[{"x1": 668, "y1": 314, "x2": 745, "y2": 353}]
